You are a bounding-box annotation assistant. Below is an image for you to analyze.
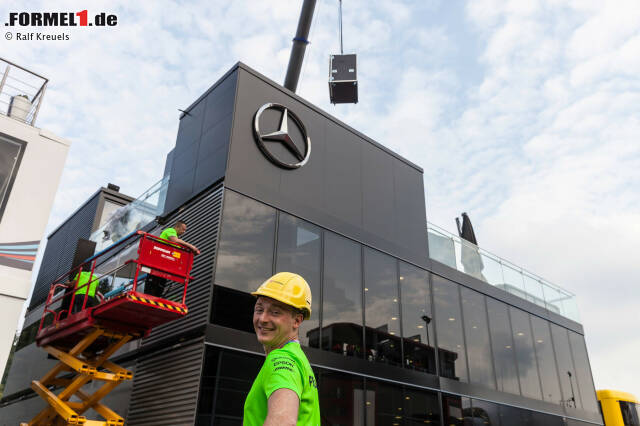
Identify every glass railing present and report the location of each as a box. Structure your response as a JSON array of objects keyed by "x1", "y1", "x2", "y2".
[
  {"x1": 90, "y1": 176, "x2": 169, "y2": 252},
  {"x1": 427, "y1": 222, "x2": 580, "y2": 323}
]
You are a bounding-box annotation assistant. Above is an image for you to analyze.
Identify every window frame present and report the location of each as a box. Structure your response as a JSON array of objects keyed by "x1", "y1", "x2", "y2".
[{"x1": 0, "y1": 134, "x2": 27, "y2": 224}]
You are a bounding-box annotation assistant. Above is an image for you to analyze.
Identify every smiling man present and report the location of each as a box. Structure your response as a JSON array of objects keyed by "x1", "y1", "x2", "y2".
[{"x1": 243, "y1": 272, "x2": 320, "y2": 426}]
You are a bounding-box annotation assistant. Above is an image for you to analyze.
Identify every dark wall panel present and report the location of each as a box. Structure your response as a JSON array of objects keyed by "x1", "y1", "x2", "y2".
[
  {"x1": 128, "y1": 338, "x2": 204, "y2": 426},
  {"x1": 2, "y1": 343, "x2": 55, "y2": 396},
  {"x1": 142, "y1": 184, "x2": 223, "y2": 346},
  {"x1": 225, "y1": 65, "x2": 428, "y2": 268},
  {"x1": 29, "y1": 192, "x2": 100, "y2": 309},
  {"x1": 164, "y1": 70, "x2": 237, "y2": 214}
]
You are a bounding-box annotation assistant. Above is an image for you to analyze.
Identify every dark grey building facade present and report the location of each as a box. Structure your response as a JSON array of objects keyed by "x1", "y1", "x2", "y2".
[
  {"x1": 28, "y1": 186, "x2": 133, "y2": 310},
  {"x1": 0, "y1": 63, "x2": 602, "y2": 426}
]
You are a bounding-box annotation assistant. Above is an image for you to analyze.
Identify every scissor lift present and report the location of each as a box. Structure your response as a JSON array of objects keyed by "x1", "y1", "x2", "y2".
[{"x1": 23, "y1": 232, "x2": 194, "y2": 426}]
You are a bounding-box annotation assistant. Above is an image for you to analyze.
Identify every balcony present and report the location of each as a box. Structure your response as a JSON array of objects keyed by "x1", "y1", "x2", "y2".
[
  {"x1": 0, "y1": 57, "x2": 48, "y2": 126},
  {"x1": 427, "y1": 222, "x2": 579, "y2": 322}
]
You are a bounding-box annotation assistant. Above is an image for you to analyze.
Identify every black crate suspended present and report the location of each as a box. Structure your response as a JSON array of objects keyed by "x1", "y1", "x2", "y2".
[{"x1": 329, "y1": 54, "x2": 358, "y2": 104}]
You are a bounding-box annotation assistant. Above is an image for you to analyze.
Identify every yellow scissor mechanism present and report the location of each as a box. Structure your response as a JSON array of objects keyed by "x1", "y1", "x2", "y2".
[{"x1": 23, "y1": 327, "x2": 136, "y2": 426}]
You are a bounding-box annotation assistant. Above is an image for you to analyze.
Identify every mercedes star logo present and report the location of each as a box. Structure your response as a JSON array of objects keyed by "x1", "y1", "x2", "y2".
[{"x1": 253, "y1": 103, "x2": 311, "y2": 169}]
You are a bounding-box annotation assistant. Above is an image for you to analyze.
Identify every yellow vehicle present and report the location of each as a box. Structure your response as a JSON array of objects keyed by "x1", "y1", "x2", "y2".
[{"x1": 597, "y1": 389, "x2": 640, "y2": 425}]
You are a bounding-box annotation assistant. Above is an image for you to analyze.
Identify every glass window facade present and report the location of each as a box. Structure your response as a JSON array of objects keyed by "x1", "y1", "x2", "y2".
[
  {"x1": 551, "y1": 323, "x2": 578, "y2": 408},
  {"x1": 196, "y1": 346, "x2": 443, "y2": 426},
  {"x1": 568, "y1": 331, "x2": 600, "y2": 414},
  {"x1": 433, "y1": 275, "x2": 468, "y2": 382},
  {"x1": 320, "y1": 232, "x2": 363, "y2": 358},
  {"x1": 471, "y1": 399, "x2": 501, "y2": 425},
  {"x1": 193, "y1": 346, "x2": 586, "y2": 426},
  {"x1": 399, "y1": 262, "x2": 436, "y2": 374},
  {"x1": 215, "y1": 190, "x2": 276, "y2": 292},
  {"x1": 213, "y1": 191, "x2": 277, "y2": 331},
  {"x1": 363, "y1": 248, "x2": 401, "y2": 366},
  {"x1": 400, "y1": 385, "x2": 441, "y2": 425},
  {"x1": 196, "y1": 347, "x2": 263, "y2": 425},
  {"x1": 366, "y1": 379, "x2": 441, "y2": 426},
  {"x1": 0, "y1": 136, "x2": 25, "y2": 222},
  {"x1": 461, "y1": 287, "x2": 496, "y2": 389},
  {"x1": 487, "y1": 298, "x2": 521, "y2": 395},
  {"x1": 530, "y1": 315, "x2": 562, "y2": 404},
  {"x1": 210, "y1": 190, "x2": 599, "y2": 421},
  {"x1": 442, "y1": 394, "x2": 471, "y2": 426},
  {"x1": 317, "y1": 369, "x2": 365, "y2": 426},
  {"x1": 510, "y1": 307, "x2": 542, "y2": 400},
  {"x1": 275, "y1": 213, "x2": 322, "y2": 347}
]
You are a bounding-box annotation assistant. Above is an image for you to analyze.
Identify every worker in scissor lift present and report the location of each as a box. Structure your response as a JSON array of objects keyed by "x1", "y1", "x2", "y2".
[
  {"x1": 145, "y1": 220, "x2": 200, "y2": 298},
  {"x1": 243, "y1": 272, "x2": 321, "y2": 426},
  {"x1": 71, "y1": 264, "x2": 102, "y2": 314}
]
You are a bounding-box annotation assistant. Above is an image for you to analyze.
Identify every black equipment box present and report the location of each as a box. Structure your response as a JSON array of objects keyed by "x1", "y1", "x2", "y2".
[{"x1": 329, "y1": 54, "x2": 358, "y2": 104}]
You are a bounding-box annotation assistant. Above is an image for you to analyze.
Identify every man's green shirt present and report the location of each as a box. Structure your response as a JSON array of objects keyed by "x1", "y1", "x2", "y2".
[
  {"x1": 243, "y1": 342, "x2": 320, "y2": 426},
  {"x1": 74, "y1": 271, "x2": 99, "y2": 297},
  {"x1": 160, "y1": 227, "x2": 178, "y2": 241}
]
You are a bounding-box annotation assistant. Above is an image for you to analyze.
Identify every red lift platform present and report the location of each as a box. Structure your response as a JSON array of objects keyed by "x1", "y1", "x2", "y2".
[{"x1": 24, "y1": 231, "x2": 195, "y2": 426}]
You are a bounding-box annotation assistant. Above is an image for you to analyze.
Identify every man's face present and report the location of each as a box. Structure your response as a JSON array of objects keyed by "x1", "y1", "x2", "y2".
[
  {"x1": 253, "y1": 297, "x2": 302, "y2": 349},
  {"x1": 176, "y1": 223, "x2": 187, "y2": 235}
]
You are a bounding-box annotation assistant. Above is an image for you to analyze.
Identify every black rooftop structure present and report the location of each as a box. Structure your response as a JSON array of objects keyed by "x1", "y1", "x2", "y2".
[{"x1": 0, "y1": 63, "x2": 603, "y2": 426}]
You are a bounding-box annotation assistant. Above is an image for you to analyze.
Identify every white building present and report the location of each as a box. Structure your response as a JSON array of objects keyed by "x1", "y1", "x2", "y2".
[{"x1": 0, "y1": 58, "x2": 70, "y2": 379}]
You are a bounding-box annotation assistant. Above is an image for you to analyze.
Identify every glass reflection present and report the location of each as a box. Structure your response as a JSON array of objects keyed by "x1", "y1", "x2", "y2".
[
  {"x1": 461, "y1": 287, "x2": 496, "y2": 389},
  {"x1": 363, "y1": 248, "x2": 401, "y2": 366},
  {"x1": 365, "y1": 380, "x2": 404, "y2": 426},
  {"x1": 215, "y1": 190, "x2": 276, "y2": 292},
  {"x1": 487, "y1": 298, "x2": 520, "y2": 395},
  {"x1": 471, "y1": 399, "x2": 500, "y2": 425},
  {"x1": 551, "y1": 323, "x2": 579, "y2": 409},
  {"x1": 195, "y1": 347, "x2": 262, "y2": 424},
  {"x1": 442, "y1": 394, "x2": 471, "y2": 426},
  {"x1": 402, "y1": 386, "x2": 441, "y2": 425},
  {"x1": 433, "y1": 276, "x2": 468, "y2": 382},
  {"x1": 510, "y1": 307, "x2": 542, "y2": 400},
  {"x1": 367, "y1": 380, "x2": 441, "y2": 426},
  {"x1": 317, "y1": 232, "x2": 363, "y2": 358},
  {"x1": 317, "y1": 370, "x2": 364, "y2": 426},
  {"x1": 530, "y1": 316, "x2": 562, "y2": 404},
  {"x1": 276, "y1": 213, "x2": 322, "y2": 347},
  {"x1": 399, "y1": 262, "x2": 436, "y2": 374},
  {"x1": 529, "y1": 410, "x2": 565, "y2": 426},
  {"x1": 568, "y1": 331, "x2": 600, "y2": 414},
  {"x1": 499, "y1": 404, "x2": 525, "y2": 425}
]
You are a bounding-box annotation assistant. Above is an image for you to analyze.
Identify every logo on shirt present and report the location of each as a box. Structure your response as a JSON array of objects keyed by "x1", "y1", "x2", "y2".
[{"x1": 308, "y1": 375, "x2": 317, "y2": 389}]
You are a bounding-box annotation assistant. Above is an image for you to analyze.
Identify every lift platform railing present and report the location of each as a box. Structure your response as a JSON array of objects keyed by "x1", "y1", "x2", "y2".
[{"x1": 37, "y1": 231, "x2": 195, "y2": 338}]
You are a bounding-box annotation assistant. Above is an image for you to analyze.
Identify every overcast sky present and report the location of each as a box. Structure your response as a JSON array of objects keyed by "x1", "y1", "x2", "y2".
[{"x1": 2, "y1": 0, "x2": 639, "y2": 396}]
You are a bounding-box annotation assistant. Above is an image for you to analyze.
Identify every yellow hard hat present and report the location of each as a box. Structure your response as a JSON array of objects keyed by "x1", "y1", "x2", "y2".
[{"x1": 252, "y1": 272, "x2": 312, "y2": 319}]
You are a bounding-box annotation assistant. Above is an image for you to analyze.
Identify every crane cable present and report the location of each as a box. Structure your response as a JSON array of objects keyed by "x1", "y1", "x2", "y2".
[{"x1": 339, "y1": 0, "x2": 344, "y2": 54}]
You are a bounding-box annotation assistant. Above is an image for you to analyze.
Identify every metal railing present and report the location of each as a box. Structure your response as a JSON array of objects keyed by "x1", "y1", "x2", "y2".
[
  {"x1": 427, "y1": 222, "x2": 580, "y2": 322},
  {"x1": 0, "y1": 57, "x2": 48, "y2": 126},
  {"x1": 90, "y1": 176, "x2": 169, "y2": 252}
]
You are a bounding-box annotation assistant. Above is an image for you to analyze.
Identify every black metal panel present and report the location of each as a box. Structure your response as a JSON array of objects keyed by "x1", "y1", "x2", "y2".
[
  {"x1": 226, "y1": 65, "x2": 428, "y2": 268},
  {"x1": 163, "y1": 70, "x2": 237, "y2": 215},
  {"x1": 71, "y1": 239, "x2": 96, "y2": 270},
  {"x1": 29, "y1": 192, "x2": 101, "y2": 309},
  {"x1": 125, "y1": 339, "x2": 205, "y2": 426},
  {"x1": 142, "y1": 184, "x2": 224, "y2": 346}
]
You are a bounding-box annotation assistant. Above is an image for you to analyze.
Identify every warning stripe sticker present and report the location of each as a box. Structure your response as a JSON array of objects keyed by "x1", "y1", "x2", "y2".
[{"x1": 127, "y1": 294, "x2": 188, "y2": 314}]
